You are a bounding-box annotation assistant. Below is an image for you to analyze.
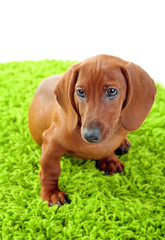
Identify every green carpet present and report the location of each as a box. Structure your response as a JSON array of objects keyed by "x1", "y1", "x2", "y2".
[{"x1": 0, "y1": 59, "x2": 165, "y2": 240}]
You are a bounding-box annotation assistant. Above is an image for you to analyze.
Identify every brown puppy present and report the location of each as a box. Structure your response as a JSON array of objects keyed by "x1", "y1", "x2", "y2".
[{"x1": 28, "y1": 55, "x2": 157, "y2": 206}]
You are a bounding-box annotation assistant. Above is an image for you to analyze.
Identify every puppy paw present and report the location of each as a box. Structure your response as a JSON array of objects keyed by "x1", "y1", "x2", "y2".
[
  {"x1": 96, "y1": 153, "x2": 124, "y2": 175},
  {"x1": 41, "y1": 186, "x2": 70, "y2": 207},
  {"x1": 115, "y1": 138, "x2": 131, "y2": 156}
]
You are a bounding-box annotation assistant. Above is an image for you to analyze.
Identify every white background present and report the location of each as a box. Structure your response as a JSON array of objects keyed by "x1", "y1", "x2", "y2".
[{"x1": 0, "y1": 0, "x2": 165, "y2": 86}]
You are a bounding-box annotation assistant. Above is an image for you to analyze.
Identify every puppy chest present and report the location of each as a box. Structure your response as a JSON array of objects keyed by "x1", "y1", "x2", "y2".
[{"x1": 65, "y1": 141, "x2": 114, "y2": 160}]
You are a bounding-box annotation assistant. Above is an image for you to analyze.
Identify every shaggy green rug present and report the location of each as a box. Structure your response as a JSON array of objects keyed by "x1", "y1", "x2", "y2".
[{"x1": 0, "y1": 59, "x2": 164, "y2": 240}]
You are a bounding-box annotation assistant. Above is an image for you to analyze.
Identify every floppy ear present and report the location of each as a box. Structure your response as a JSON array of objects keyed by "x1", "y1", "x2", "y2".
[
  {"x1": 121, "y1": 63, "x2": 157, "y2": 131},
  {"x1": 54, "y1": 63, "x2": 80, "y2": 133}
]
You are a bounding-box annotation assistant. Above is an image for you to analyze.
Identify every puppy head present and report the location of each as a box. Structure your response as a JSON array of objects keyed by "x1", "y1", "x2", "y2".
[{"x1": 54, "y1": 55, "x2": 157, "y2": 143}]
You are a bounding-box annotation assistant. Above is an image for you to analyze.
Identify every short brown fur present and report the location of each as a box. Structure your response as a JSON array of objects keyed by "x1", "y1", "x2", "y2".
[{"x1": 28, "y1": 54, "x2": 157, "y2": 206}]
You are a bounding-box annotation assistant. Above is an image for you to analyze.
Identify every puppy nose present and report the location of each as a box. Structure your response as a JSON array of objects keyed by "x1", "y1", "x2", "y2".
[{"x1": 83, "y1": 126, "x2": 101, "y2": 143}]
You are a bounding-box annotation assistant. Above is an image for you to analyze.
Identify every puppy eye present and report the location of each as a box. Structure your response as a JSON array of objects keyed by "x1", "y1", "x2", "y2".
[
  {"x1": 106, "y1": 88, "x2": 118, "y2": 98},
  {"x1": 76, "y1": 89, "x2": 86, "y2": 99}
]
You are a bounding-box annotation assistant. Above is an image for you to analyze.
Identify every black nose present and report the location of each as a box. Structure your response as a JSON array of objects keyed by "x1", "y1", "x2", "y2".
[{"x1": 83, "y1": 126, "x2": 101, "y2": 143}]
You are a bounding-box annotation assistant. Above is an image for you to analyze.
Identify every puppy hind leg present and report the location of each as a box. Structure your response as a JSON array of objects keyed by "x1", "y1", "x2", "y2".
[{"x1": 115, "y1": 138, "x2": 131, "y2": 156}]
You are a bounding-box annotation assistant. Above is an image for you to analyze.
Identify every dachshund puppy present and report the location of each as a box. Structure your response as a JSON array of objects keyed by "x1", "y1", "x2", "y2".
[{"x1": 28, "y1": 55, "x2": 157, "y2": 206}]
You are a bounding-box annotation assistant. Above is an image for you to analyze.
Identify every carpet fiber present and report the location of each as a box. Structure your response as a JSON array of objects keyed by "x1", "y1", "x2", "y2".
[{"x1": 0, "y1": 59, "x2": 165, "y2": 240}]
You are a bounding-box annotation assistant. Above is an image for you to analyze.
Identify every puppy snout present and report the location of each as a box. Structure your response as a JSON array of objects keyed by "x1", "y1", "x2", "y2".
[{"x1": 83, "y1": 126, "x2": 101, "y2": 143}]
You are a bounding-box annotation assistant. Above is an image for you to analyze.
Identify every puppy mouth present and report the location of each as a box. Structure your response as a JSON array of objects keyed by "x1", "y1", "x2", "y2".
[
  {"x1": 82, "y1": 136, "x2": 101, "y2": 144},
  {"x1": 103, "y1": 127, "x2": 112, "y2": 139}
]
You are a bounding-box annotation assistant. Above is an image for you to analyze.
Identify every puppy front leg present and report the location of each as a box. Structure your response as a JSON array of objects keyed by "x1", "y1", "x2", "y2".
[
  {"x1": 96, "y1": 152, "x2": 125, "y2": 175},
  {"x1": 39, "y1": 126, "x2": 68, "y2": 206}
]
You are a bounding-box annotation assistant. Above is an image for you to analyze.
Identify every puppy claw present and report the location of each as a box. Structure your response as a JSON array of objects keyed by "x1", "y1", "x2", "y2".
[
  {"x1": 48, "y1": 197, "x2": 70, "y2": 207},
  {"x1": 65, "y1": 195, "x2": 71, "y2": 204},
  {"x1": 57, "y1": 201, "x2": 62, "y2": 207},
  {"x1": 126, "y1": 141, "x2": 131, "y2": 147},
  {"x1": 104, "y1": 169, "x2": 109, "y2": 175}
]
